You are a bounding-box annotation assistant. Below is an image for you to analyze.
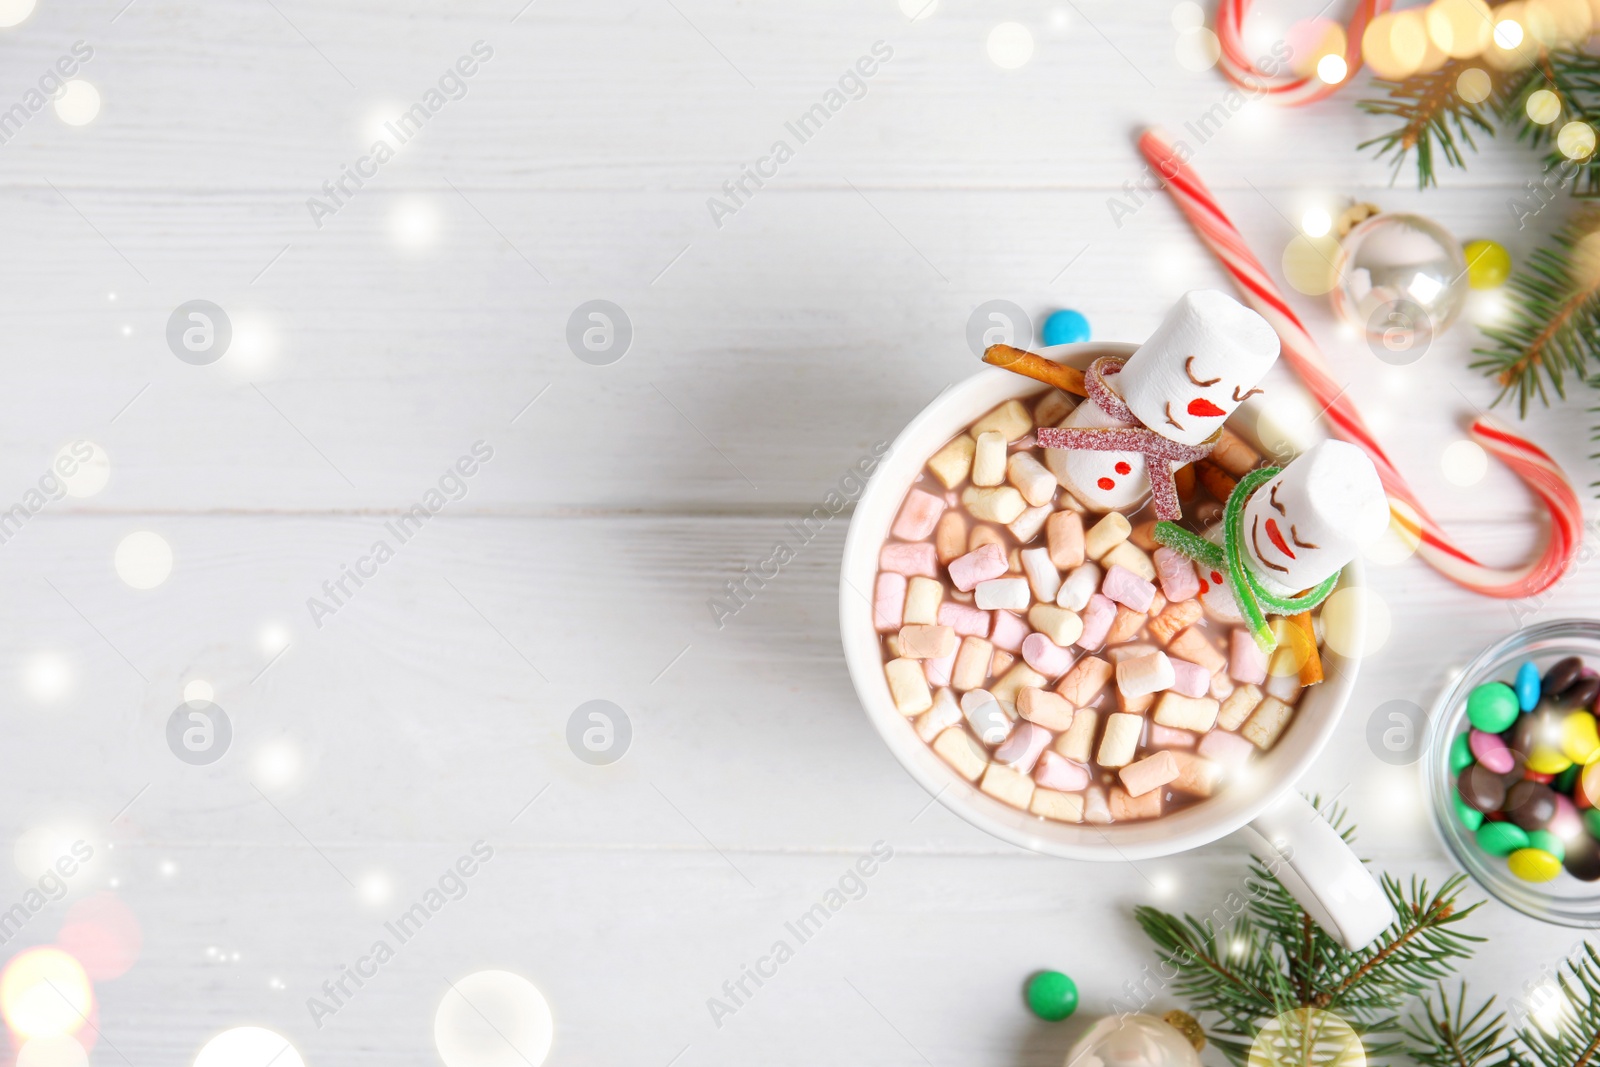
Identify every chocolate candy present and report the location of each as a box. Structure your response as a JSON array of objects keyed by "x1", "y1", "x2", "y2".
[
  {"x1": 1565, "y1": 832, "x2": 1600, "y2": 881},
  {"x1": 1467, "y1": 682, "x2": 1519, "y2": 733},
  {"x1": 1545, "y1": 657, "x2": 1583, "y2": 698},
  {"x1": 1506, "y1": 781, "x2": 1559, "y2": 830},
  {"x1": 1561, "y1": 675, "x2": 1600, "y2": 710},
  {"x1": 1460, "y1": 764, "x2": 1509, "y2": 813},
  {"x1": 1516, "y1": 660, "x2": 1542, "y2": 711}
]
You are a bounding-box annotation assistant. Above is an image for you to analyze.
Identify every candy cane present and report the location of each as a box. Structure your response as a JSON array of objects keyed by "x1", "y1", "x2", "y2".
[
  {"x1": 1138, "y1": 127, "x2": 1583, "y2": 599},
  {"x1": 1214, "y1": 0, "x2": 1390, "y2": 106}
]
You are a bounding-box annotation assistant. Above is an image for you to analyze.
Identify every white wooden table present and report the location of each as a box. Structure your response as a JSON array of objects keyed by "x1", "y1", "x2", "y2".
[{"x1": 2, "y1": 1, "x2": 1596, "y2": 1063}]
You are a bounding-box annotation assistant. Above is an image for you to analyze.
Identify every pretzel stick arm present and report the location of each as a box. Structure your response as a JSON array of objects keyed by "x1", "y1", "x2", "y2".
[{"x1": 982, "y1": 345, "x2": 1087, "y2": 397}]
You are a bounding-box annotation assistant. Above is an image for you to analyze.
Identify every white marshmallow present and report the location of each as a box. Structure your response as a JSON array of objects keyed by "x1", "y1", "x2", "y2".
[
  {"x1": 1115, "y1": 650, "x2": 1175, "y2": 698},
  {"x1": 1240, "y1": 439, "x2": 1389, "y2": 596},
  {"x1": 1056, "y1": 562, "x2": 1101, "y2": 611},
  {"x1": 975, "y1": 577, "x2": 1030, "y2": 611},
  {"x1": 972, "y1": 431, "x2": 1007, "y2": 486},
  {"x1": 1021, "y1": 547, "x2": 1062, "y2": 603},
  {"x1": 961, "y1": 688, "x2": 1015, "y2": 745},
  {"x1": 1044, "y1": 394, "x2": 1148, "y2": 513}
]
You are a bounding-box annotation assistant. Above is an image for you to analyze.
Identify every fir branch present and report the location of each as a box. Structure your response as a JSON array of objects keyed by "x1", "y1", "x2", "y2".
[
  {"x1": 1472, "y1": 210, "x2": 1600, "y2": 414},
  {"x1": 1501, "y1": 49, "x2": 1600, "y2": 198},
  {"x1": 1400, "y1": 982, "x2": 1513, "y2": 1067},
  {"x1": 1519, "y1": 944, "x2": 1600, "y2": 1067},
  {"x1": 1358, "y1": 60, "x2": 1499, "y2": 188}
]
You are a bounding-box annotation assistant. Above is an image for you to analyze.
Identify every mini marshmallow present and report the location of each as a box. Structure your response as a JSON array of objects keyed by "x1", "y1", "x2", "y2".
[
  {"x1": 923, "y1": 650, "x2": 955, "y2": 687},
  {"x1": 1119, "y1": 689, "x2": 1155, "y2": 715},
  {"x1": 1217, "y1": 683, "x2": 1263, "y2": 731},
  {"x1": 1105, "y1": 606, "x2": 1147, "y2": 646},
  {"x1": 1240, "y1": 439, "x2": 1389, "y2": 597},
  {"x1": 1168, "y1": 657, "x2": 1212, "y2": 698},
  {"x1": 1198, "y1": 728, "x2": 1255, "y2": 767},
  {"x1": 1008, "y1": 503, "x2": 1052, "y2": 543},
  {"x1": 973, "y1": 399, "x2": 1033, "y2": 441},
  {"x1": 1201, "y1": 580, "x2": 1245, "y2": 623},
  {"x1": 1083, "y1": 785, "x2": 1113, "y2": 824},
  {"x1": 1084, "y1": 512, "x2": 1132, "y2": 560},
  {"x1": 935, "y1": 510, "x2": 968, "y2": 564},
  {"x1": 1057, "y1": 709, "x2": 1099, "y2": 763},
  {"x1": 1117, "y1": 651, "x2": 1175, "y2": 698},
  {"x1": 1035, "y1": 389, "x2": 1073, "y2": 427},
  {"x1": 1047, "y1": 511, "x2": 1086, "y2": 570},
  {"x1": 1149, "y1": 723, "x2": 1197, "y2": 749},
  {"x1": 1077, "y1": 594, "x2": 1116, "y2": 649},
  {"x1": 1229, "y1": 627, "x2": 1268, "y2": 684},
  {"x1": 962, "y1": 486, "x2": 1027, "y2": 524},
  {"x1": 879, "y1": 541, "x2": 938, "y2": 577},
  {"x1": 915, "y1": 688, "x2": 962, "y2": 742},
  {"x1": 873, "y1": 572, "x2": 906, "y2": 633},
  {"x1": 903, "y1": 577, "x2": 944, "y2": 626},
  {"x1": 1022, "y1": 632, "x2": 1075, "y2": 679},
  {"x1": 1154, "y1": 547, "x2": 1201, "y2": 603},
  {"x1": 989, "y1": 650, "x2": 1014, "y2": 677},
  {"x1": 980, "y1": 762, "x2": 1036, "y2": 808},
  {"x1": 1031, "y1": 787, "x2": 1086, "y2": 823},
  {"x1": 951, "y1": 636, "x2": 994, "y2": 691},
  {"x1": 975, "y1": 577, "x2": 1029, "y2": 611},
  {"x1": 1102, "y1": 564, "x2": 1157, "y2": 612},
  {"x1": 1097, "y1": 711, "x2": 1144, "y2": 767},
  {"x1": 1153, "y1": 692, "x2": 1220, "y2": 732},
  {"x1": 1169, "y1": 750, "x2": 1223, "y2": 797},
  {"x1": 1106, "y1": 642, "x2": 1158, "y2": 665},
  {"x1": 989, "y1": 610, "x2": 1029, "y2": 652},
  {"x1": 898, "y1": 624, "x2": 957, "y2": 660},
  {"x1": 1021, "y1": 547, "x2": 1062, "y2": 603},
  {"x1": 1017, "y1": 687, "x2": 1075, "y2": 730},
  {"x1": 1056, "y1": 655, "x2": 1113, "y2": 707},
  {"x1": 932, "y1": 726, "x2": 987, "y2": 780},
  {"x1": 995, "y1": 720, "x2": 1052, "y2": 773},
  {"x1": 1148, "y1": 599, "x2": 1203, "y2": 645},
  {"x1": 1007, "y1": 452, "x2": 1057, "y2": 507},
  {"x1": 892, "y1": 488, "x2": 946, "y2": 541},
  {"x1": 1034, "y1": 750, "x2": 1089, "y2": 791},
  {"x1": 1209, "y1": 670, "x2": 1235, "y2": 702},
  {"x1": 1101, "y1": 541, "x2": 1157, "y2": 583},
  {"x1": 972, "y1": 431, "x2": 1007, "y2": 486},
  {"x1": 991, "y1": 663, "x2": 1047, "y2": 706},
  {"x1": 938, "y1": 601, "x2": 991, "y2": 638},
  {"x1": 961, "y1": 689, "x2": 1014, "y2": 745},
  {"x1": 949, "y1": 543, "x2": 1008, "y2": 592},
  {"x1": 886, "y1": 658, "x2": 933, "y2": 715},
  {"x1": 969, "y1": 523, "x2": 1004, "y2": 557},
  {"x1": 1167, "y1": 626, "x2": 1226, "y2": 674},
  {"x1": 1110, "y1": 785, "x2": 1162, "y2": 821},
  {"x1": 928, "y1": 435, "x2": 975, "y2": 489},
  {"x1": 1027, "y1": 604, "x2": 1083, "y2": 648},
  {"x1": 1056, "y1": 562, "x2": 1101, "y2": 611},
  {"x1": 1242, "y1": 695, "x2": 1295, "y2": 750},
  {"x1": 1120, "y1": 750, "x2": 1180, "y2": 797},
  {"x1": 1265, "y1": 671, "x2": 1303, "y2": 705}
]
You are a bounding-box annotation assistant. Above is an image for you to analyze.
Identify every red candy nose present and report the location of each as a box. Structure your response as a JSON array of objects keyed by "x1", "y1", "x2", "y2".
[{"x1": 1187, "y1": 397, "x2": 1226, "y2": 418}]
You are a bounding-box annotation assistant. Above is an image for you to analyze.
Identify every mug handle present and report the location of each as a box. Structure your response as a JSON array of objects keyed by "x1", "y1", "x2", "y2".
[{"x1": 1239, "y1": 791, "x2": 1396, "y2": 951}]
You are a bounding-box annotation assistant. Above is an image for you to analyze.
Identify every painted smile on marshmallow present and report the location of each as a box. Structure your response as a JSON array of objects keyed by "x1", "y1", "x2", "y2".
[
  {"x1": 1252, "y1": 484, "x2": 1322, "y2": 573},
  {"x1": 1186, "y1": 397, "x2": 1226, "y2": 418}
]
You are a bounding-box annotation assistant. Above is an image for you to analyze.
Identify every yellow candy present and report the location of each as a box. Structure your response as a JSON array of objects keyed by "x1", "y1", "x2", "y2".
[
  {"x1": 1465, "y1": 239, "x2": 1512, "y2": 289},
  {"x1": 1528, "y1": 745, "x2": 1575, "y2": 775},
  {"x1": 1508, "y1": 847, "x2": 1563, "y2": 882},
  {"x1": 1563, "y1": 711, "x2": 1600, "y2": 764}
]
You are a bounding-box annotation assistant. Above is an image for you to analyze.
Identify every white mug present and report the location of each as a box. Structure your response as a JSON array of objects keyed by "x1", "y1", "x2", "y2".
[{"x1": 839, "y1": 343, "x2": 1395, "y2": 950}]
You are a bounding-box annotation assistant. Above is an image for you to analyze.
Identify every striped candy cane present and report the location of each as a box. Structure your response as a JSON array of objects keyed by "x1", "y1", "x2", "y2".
[
  {"x1": 1215, "y1": 0, "x2": 1391, "y2": 105},
  {"x1": 1138, "y1": 127, "x2": 1583, "y2": 599}
]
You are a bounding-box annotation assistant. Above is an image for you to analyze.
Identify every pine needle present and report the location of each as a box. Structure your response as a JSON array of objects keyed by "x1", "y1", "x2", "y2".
[{"x1": 1358, "y1": 60, "x2": 1500, "y2": 188}]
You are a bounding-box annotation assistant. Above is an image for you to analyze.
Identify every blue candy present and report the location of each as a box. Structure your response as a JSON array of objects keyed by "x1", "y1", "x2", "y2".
[
  {"x1": 1041, "y1": 309, "x2": 1091, "y2": 347},
  {"x1": 1516, "y1": 660, "x2": 1541, "y2": 712}
]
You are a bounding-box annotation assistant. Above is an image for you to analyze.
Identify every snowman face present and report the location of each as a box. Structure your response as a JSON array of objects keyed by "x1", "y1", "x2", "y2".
[
  {"x1": 1246, "y1": 476, "x2": 1322, "y2": 579},
  {"x1": 1158, "y1": 353, "x2": 1265, "y2": 442},
  {"x1": 1043, "y1": 393, "x2": 1149, "y2": 511}
]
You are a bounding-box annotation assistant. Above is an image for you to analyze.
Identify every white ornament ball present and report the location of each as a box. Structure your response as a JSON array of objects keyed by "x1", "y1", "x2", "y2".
[
  {"x1": 1329, "y1": 213, "x2": 1468, "y2": 365},
  {"x1": 1064, "y1": 1014, "x2": 1203, "y2": 1067}
]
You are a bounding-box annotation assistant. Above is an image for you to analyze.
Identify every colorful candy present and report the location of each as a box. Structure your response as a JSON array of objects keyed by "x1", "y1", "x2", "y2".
[
  {"x1": 1467, "y1": 682, "x2": 1519, "y2": 733},
  {"x1": 1468, "y1": 729, "x2": 1515, "y2": 774},
  {"x1": 1517, "y1": 661, "x2": 1542, "y2": 711},
  {"x1": 1040, "y1": 309, "x2": 1091, "y2": 348},
  {"x1": 1464, "y1": 240, "x2": 1512, "y2": 290},
  {"x1": 1025, "y1": 970, "x2": 1079, "y2": 1021},
  {"x1": 1508, "y1": 847, "x2": 1562, "y2": 882},
  {"x1": 1475, "y1": 821, "x2": 1529, "y2": 856}
]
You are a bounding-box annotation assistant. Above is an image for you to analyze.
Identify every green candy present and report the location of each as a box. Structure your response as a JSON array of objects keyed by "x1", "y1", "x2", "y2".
[
  {"x1": 1454, "y1": 794, "x2": 1485, "y2": 831},
  {"x1": 1450, "y1": 733, "x2": 1474, "y2": 773},
  {"x1": 1467, "y1": 682, "x2": 1520, "y2": 733},
  {"x1": 1025, "y1": 970, "x2": 1079, "y2": 1021},
  {"x1": 1476, "y1": 821, "x2": 1530, "y2": 856},
  {"x1": 1529, "y1": 829, "x2": 1567, "y2": 862},
  {"x1": 1556, "y1": 764, "x2": 1582, "y2": 794},
  {"x1": 1584, "y1": 808, "x2": 1600, "y2": 840}
]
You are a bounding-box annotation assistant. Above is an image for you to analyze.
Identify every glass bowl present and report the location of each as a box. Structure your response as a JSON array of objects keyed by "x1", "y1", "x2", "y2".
[{"x1": 1426, "y1": 619, "x2": 1600, "y2": 926}]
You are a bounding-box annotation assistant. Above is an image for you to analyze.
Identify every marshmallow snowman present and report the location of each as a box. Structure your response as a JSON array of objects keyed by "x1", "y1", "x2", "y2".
[
  {"x1": 1240, "y1": 439, "x2": 1390, "y2": 597},
  {"x1": 1045, "y1": 289, "x2": 1280, "y2": 511}
]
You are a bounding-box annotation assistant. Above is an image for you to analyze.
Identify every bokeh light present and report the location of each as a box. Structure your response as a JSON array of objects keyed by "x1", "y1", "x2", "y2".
[
  {"x1": 898, "y1": 0, "x2": 936, "y2": 20},
  {"x1": 358, "y1": 871, "x2": 392, "y2": 907},
  {"x1": 1282, "y1": 234, "x2": 1341, "y2": 296},
  {"x1": 1171, "y1": 0, "x2": 1204, "y2": 31},
  {"x1": 435, "y1": 971, "x2": 553, "y2": 1067},
  {"x1": 1442, "y1": 439, "x2": 1489, "y2": 486},
  {"x1": 1254, "y1": 390, "x2": 1319, "y2": 461},
  {"x1": 1426, "y1": 0, "x2": 1493, "y2": 58},
  {"x1": 1527, "y1": 88, "x2": 1562, "y2": 124},
  {"x1": 1321, "y1": 586, "x2": 1391, "y2": 659},
  {"x1": 1301, "y1": 208, "x2": 1332, "y2": 238},
  {"x1": 1495, "y1": 16, "x2": 1526, "y2": 45},
  {"x1": 251, "y1": 739, "x2": 301, "y2": 790},
  {"x1": 114, "y1": 531, "x2": 172, "y2": 589},
  {"x1": 1456, "y1": 67, "x2": 1492, "y2": 103},
  {"x1": 1559, "y1": 119, "x2": 1596, "y2": 159},
  {"x1": 0, "y1": 949, "x2": 92, "y2": 1040},
  {"x1": 390, "y1": 198, "x2": 439, "y2": 249},
  {"x1": 16, "y1": 1036, "x2": 88, "y2": 1067},
  {"x1": 1175, "y1": 26, "x2": 1221, "y2": 71},
  {"x1": 13, "y1": 826, "x2": 88, "y2": 879},
  {"x1": 0, "y1": 0, "x2": 36, "y2": 28},
  {"x1": 24, "y1": 653, "x2": 72, "y2": 703},
  {"x1": 52, "y1": 82, "x2": 99, "y2": 127},
  {"x1": 57, "y1": 892, "x2": 142, "y2": 981},
  {"x1": 193, "y1": 1027, "x2": 305, "y2": 1067},
  {"x1": 1363, "y1": 512, "x2": 1421, "y2": 566},
  {"x1": 56, "y1": 442, "x2": 108, "y2": 499},
  {"x1": 986, "y1": 22, "x2": 1034, "y2": 69},
  {"x1": 258, "y1": 623, "x2": 291, "y2": 657},
  {"x1": 1249, "y1": 1007, "x2": 1366, "y2": 1067},
  {"x1": 182, "y1": 680, "x2": 214, "y2": 704}
]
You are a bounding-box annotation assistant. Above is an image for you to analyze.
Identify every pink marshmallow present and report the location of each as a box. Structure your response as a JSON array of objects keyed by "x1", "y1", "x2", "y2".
[
  {"x1": 1153, "y1": 547, "x2": 1200, "y2": 603},
  {"x1": 989, "y1": 610, "x2": 1029, "y2": 653},
  {"x1": 1169, "y1": 658, "x2": 1211, "y2": 699},
  {"x1": 948, "y1": 543, "x2": 1008, "y2": 592},
  {"x1": 995, "y1": 720, "x2": 1051, "y2": 774},
  {"x1": 1077, "y1": 593, "x2": 1116, "y2": 650},
  {"x1": 1229, "y1": 628, "x2": 1267, "y2": 685},
  {"x1": 1022, "y1": 632, "x2": 1075, "y2": 678},
  {"x1": 891, "y1": 488, "x2": 946, "y2": 541},
  {"x1": 1149, "y1": 724, "x2": 1196, "y2": 748},
  {"x1": 938, "y1": 601, "x2": 992, "y2": 638},
  {"x1": 1120, "y1": 751, "x2": 1180, "y2": 797},
  {"x1": 1101, "y1": 564, "x2": 1156, "y2": 613},
  {"x1": 1034, "y1": 750, "x2": 1090, "y2": 791},
  {"x1": 1197, "y1": 729, "x2": 1254, "y2": 767},
  {"x1": 879, "y1": 541, "x2": 938, "y2": 578},
  {"x1": 873, "y1": 572, "x2": 906, "y2": 633},
  {"x1": 924, "y1": 650, "x2": 955, "y2": 687}
]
